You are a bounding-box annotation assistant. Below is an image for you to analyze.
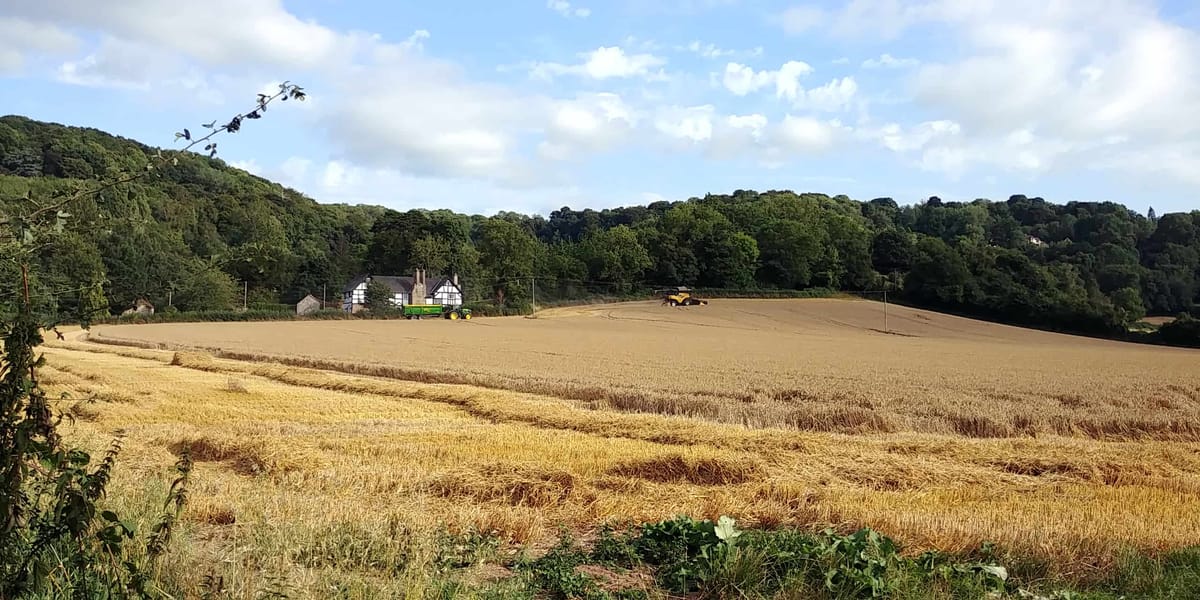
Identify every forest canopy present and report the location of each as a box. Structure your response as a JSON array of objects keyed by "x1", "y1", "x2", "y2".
[{"x1": 2, "y1": 115, "x2": 1197, "y2": 339}]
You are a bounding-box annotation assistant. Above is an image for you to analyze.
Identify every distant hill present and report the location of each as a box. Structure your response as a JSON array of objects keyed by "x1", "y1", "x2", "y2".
[
  {"x1": 0, "y1": 114, "x2": 386, "y2": 312},
  {"x1": 1, "y1": 115, "x2": 1197, "y2": 345}
]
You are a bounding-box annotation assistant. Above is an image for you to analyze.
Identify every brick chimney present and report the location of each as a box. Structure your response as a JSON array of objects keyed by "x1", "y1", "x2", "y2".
[
  {"x1": 452, "y1": 273, "x2": 459, "y2": 287},
  {"x1": 412, "y1": 268, "x2": 427, "y2": 305}
]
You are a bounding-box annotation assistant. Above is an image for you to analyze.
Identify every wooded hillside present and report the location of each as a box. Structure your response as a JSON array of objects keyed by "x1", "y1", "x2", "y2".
[{"x1": 2, "y1": 114, "x2": 1198, "y2": 339}]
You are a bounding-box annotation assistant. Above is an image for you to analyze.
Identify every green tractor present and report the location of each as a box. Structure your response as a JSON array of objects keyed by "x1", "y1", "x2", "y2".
[{"x1": 403, "y1": 304, "x2": 472, "y2": 320}]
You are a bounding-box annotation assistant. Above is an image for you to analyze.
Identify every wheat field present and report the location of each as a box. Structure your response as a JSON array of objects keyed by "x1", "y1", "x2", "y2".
[
  {"x1": 39, "y1": 298, "x2": 1200, "y2": 596},
  {"x1": 90, "y1": 298, "x2": 1200, "y2": 440}
]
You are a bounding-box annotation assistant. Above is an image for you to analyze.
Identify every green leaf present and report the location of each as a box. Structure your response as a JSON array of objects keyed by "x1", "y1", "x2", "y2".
[{"x1": 101, "y1": 510, "x2": 119, "y2": 522}]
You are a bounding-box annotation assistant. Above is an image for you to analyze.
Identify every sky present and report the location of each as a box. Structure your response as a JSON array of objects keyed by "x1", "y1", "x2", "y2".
[{"x1": 2, "y1": 0, "x2": 1199, "y2": 217}]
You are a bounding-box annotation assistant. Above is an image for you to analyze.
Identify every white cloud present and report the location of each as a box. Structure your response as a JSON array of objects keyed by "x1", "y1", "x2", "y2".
[
  {"x1": 721, "y1": 60, "x2": 813, "y2": 98},
  {"x1": 779, "y1": 5, "x2": 825, "y2": 34},
  {"x1": 252, "y1": 157, "x2": 592, "y2": 214},
  {"x1": 865, "y1": 120, "x2": 1080, "y2": 178},
  {"x1": 641, "y1": 192, "x2": 668, "y2": 203},
  {"x1": 870, "y1": 120, "x2": 961, "y2": 152},
  {"x1": 530, "y1": 46, "x2": 668, "y2": 81},
  {"x1": 654, "y1": 105, "x2": 715, "y2": 143},
  {"x1": 620, "y1": 35, "x2": 662, "y2": 52},
  {"x1": 815, "y1": 0, "x2": 1200, "y2": 186},
  {"x1": 54, "y1": 36, "x2": 229, "y2": 105},
  {"x1": 723, "y1": 62, "x2": 774, "y2": 95},
  {"x1": 680, "y1": 40, "x2": 762, "y2": 59},
  {"x1": 548, "y1": 0, "x2": 591, "y2": 18},
  {"x1": 10, "y1": 0, "x2": 347, "y2": 70},
  {"x1": 772, "y1": 115, "x2": 843, "y2": 153},
  {"x1": 800, "y1": 76, "x2": 858, "y2": 111},
  {"x1": 56, "y1": 36, "x2": 175, "y2": 90},
  {"x1": 229, "y1": 158, "x2": 262, "y2": 175},
  {"x1": 726, "y1": 114, "x2": 768, "y2": 140},
  {"x1": 707, "y1": 113, "x2": 770, "y2": 159},
  {"x1": 721, "y1": 61, "x2": 855, "y2": 111},
  {"x1": 279, "y1": 157, "x2": 313, "y2": 182},
  {"x1": 649, "y1": 105, "x2": 847, "y2": 164},
  {"x1": 1096, "y1": 143, "x2": 1200, "y2": 186},
  {"x1": 56, "y1": 40, "x2": 153, "y2": 90},
  {"x1": 320, "y1": 50, "x2": 551, "y2": 185},
  {"x1": 322, "y1": 160, "x2": 350, "y2": 188},
  {"x1": 0, "y1": 17, "x2": 78, "y2": 73},
  {"x1": 540, "y1": 93, "x2": 638, "y2": 160},
  {"x1": 861, "y1": 53, "x2": 919, "y2": 68},
  {"x1": 773, "y1": 61, "x2": 816, "y2": 102},
  {"x1": 400, "y1": 30, "x2": 430, "y2": 52}
]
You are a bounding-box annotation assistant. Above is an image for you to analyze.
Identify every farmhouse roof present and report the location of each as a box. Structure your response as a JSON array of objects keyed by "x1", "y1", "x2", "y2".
[
  {"x1": 342, "y1": 274, "x2": 369, "y2": 293},
  {"x1": 427, "y1": 277, "x2": 454, "y2": 294},
  {"x1": 372, "y1": 275, "x2": 416, "y2": 294},
  {"x1": 343, "y1": 273, "x2": 460, "y2": 295}
]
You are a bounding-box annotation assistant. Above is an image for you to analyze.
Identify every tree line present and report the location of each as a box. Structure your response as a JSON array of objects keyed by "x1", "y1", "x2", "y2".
[{"x1": 2, "y1": 115, "x2": 1198, "y2": 343}]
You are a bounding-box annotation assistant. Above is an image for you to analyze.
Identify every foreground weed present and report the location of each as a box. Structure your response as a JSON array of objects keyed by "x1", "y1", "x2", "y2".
[
  {"x1": 434, "y1": 528, "x2": 501, "y2": 571},
  {"x1": 590, "y1": 524, "x2": 641, "y2": 568},
  {"x1": 599, "y1": 515, "x2": 1011, "y2": 599},
  {"x1": 515, "y1": 530, "x2": 601, "y2": 599}
]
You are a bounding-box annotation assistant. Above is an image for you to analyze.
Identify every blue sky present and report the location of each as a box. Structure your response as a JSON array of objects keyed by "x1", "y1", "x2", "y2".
[{"x1": 2, "y1": 0, "x2": 1199, "y2": 216}]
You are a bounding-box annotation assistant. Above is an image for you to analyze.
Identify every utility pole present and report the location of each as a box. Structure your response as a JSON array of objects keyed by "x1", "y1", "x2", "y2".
[
  {"x1": 883, "y1": 288, "x2": 888, "y2": 333},
  {"x1": 322, "y1": 284, "x2": 326, "y2": 307},
  {"x1": 167, "y1": 288, "x2": 173, "y2": 308},
  {"x1": 530, "y1": 276, "x2": 537, "y2": 314},
  {"x1": 243, "y1": 280, "x2": 248, "y2": 310}
]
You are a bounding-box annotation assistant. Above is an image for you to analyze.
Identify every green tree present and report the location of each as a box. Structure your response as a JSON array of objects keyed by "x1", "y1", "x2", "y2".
[
  {"x1": 756, "y1": 219, "x2": 822, "y2": 288},
  {"x1": 365, "y1": 209, "x2": 431, "y2": 272},
  {"x1": 905, "y1": 236, "x2": 972, "y2": 305},
  {"x1": 37, "y1": 231, "x2": 109, "y2": 321},
  {"x1": 411, "y1": 234, "x2": 450, "y2": 273},
  {"x1": 364, "y1": 279, "x2": 396, "y2": 313},
  {"x1": 1110, "y1": 286, "x2": 1146, "y2": 326},
  {"x1": 174, "y1": 264, "x2": 238, "y2": 312},
  {"x1": 823, "y1": 212, "x2": 875, "y2": 289},
  {"x1": 871, "y1": 229, "x2": 914, "y2": 275},
  {"x1": 446, "y1": 242, "x2": 482, "y2": 300},
  {"x1": 701, "y1": 230, "x2": 759, "y2": 289},
  {"x1": 479, "y1": 218, "x2": 538, "y2": 278},
  {"x1": 579, "y1": 225, "x2": 651, "y2": 290}
]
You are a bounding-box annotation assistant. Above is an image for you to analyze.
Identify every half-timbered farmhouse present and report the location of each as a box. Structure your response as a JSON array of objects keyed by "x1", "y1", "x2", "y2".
[{"x1": 341, "y1": 269, "x2": 463, "y2": 313}]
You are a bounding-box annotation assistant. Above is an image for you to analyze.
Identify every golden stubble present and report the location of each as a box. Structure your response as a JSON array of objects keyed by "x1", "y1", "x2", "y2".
[
  {"x1": 84, "y1": 299, "x2": 1200, "y2": 442},
  {"x1": 39, "y1": 299, "x2": 1200, "y2": 595}
]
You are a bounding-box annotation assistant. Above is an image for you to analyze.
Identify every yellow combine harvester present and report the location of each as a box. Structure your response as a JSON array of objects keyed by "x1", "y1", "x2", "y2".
[{"x1": 657, "y1": 286, "x2": 708, "y2": 306}]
